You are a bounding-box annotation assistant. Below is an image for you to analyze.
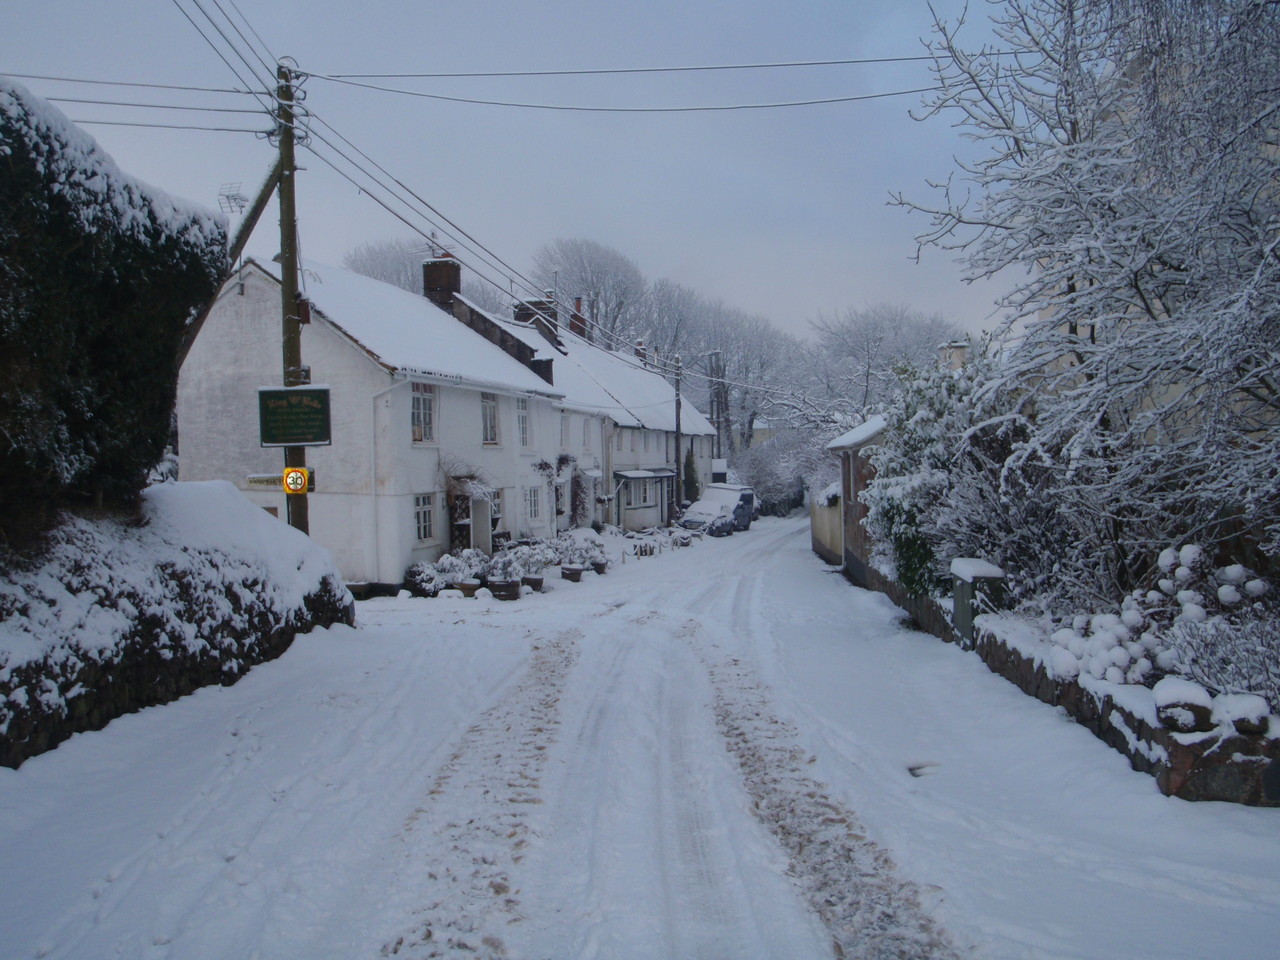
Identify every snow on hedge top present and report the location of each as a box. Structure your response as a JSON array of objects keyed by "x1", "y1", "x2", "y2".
[
  {"x1": 0, "y1": 481, "x2": 346, "y2": 671},
  {"x1": 827, "y1": 415, "x2": 887, "y2": 451},
  {"x1": 0, "y1": 79, "x2": 224, "y2": 250},
  {"x1": 254, "y1": 259, "x2": 562, "y2": 397}
]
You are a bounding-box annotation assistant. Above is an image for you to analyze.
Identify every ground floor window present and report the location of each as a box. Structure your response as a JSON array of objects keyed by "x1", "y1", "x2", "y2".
[
  {"x1": 624, "y1": 479, "x2": 654, "y2": 508},
  {"x1": 414, "y1": 493, "x2": 435, "y2": 542},
  {"x1": 525, "y1": 486, "x2": 542, "y2": 522}
]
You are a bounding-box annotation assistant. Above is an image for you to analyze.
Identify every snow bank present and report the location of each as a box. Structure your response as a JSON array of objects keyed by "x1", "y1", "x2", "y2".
[{"x1": 0, "y1": 482, "x2": 352, "y2": 767}]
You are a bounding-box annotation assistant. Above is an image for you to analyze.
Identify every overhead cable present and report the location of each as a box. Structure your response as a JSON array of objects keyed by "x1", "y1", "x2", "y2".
[
  {"x1": 307, "y1": 75, "x2": 943, "y2": 112},
  {"x1": 46, "y1": 96, "x2": 269, "y2": 114},
  {"x1": 0, "y1": 71, "x2": 260, "y2": 95}
]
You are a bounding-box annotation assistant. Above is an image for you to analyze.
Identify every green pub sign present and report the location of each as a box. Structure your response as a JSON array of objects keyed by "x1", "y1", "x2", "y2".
[{"x1": 258, "y1": 387, "x2": 332, "y2": 447}]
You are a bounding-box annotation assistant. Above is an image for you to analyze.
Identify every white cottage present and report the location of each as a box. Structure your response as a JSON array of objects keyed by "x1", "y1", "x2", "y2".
[
  {"x1": 445, "y1": 290, "x2": 717, "y2": 531},
  {"x1": 177, "y1": 257, "x2": 570, "y2": 588},
  {"x1": 178, "y1": 256, "x2": 717, "y2": 588}
]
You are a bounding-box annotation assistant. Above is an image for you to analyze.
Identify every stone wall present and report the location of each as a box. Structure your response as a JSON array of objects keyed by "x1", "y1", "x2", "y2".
[
  {"x1": 1, "y1": 570, "x2": 354, "y2": 770},
  {"x1": 827, "y1": 537, "x2": 1279, "y2": 805},
  {"x1": 970, "y1": 629, "x2": 1280, "y2": 805}
]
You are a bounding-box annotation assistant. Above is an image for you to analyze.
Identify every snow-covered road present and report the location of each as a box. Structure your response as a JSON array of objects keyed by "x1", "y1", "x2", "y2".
[{"x1": 3, "y1": 516, "x2": 1279, "y2": 959}]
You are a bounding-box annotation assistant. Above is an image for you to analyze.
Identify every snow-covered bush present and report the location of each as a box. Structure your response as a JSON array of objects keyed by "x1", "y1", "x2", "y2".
[
  {"x1": 1042, "y1": 544, "x2": 1277, "y2": 707},
  {"x1": 433, "y1": 552, "x2": 483, "y2": 585},
  {"x1": 861, "y1": 360, "x2": 984, "y2": 596},
  {"x1": 404, "y1": 561, "x2": 448, "y2": 598}
]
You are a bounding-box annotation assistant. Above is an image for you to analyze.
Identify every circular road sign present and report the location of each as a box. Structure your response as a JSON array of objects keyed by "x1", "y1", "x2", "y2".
[{"x1": 283, "y1": 467, "x2": 309, "y2": 495}]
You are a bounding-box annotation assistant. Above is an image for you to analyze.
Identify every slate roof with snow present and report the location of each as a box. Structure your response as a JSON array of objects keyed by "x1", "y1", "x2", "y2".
[
  {"x1": 247, "y1": 259, "x2": 563, "y2": 398},
  {"x1": 826, "y1": 414, "x2": 887, "y2": 451},
  {"x1": 458, "y1": 300, "x2": 715, "y2": 435}
]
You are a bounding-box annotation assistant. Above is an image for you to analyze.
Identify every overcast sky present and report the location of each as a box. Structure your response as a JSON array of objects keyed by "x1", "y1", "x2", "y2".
[{"x1": 5, "y1": 0, "x2": 1008, "y2": 340}]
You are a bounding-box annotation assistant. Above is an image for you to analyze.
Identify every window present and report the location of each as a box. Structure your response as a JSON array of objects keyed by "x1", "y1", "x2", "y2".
[
  {"x1": 481, "y1": 392, "x2": 499, "y2": 444},
  {"x1": 615, "y1": 430, "x2": 623, "y2": 451},
  {"x1": 411, "y1": 382, "x2": 434, "y2": 443},
  {"x1": 414, "y1": 493, "x2": 435, "y2": 542},
  {"x1": 583, "y1": 419, "x2": 591, "y2": 450},
  {"x1": 643, "y1": 430, "x2": 650, "y2": 452},
  {"x1": 525, "y1": 486, "x2": 541, "y2": 521},
  {"x1": 555, "y1": 481, "x2": 567, "y2": 516},
  {"x1": 630, "y1": 430, "x2": 637, "y2": 452},
  {"x1": 516, "y1": 397, "x2": 530, "y2": 448},
  {"x1": 624, "y1": 479, "x2": 654, "y2": 509},
  {"x1": 560, "y1": 414, "x2": 570, "y2": 448}
]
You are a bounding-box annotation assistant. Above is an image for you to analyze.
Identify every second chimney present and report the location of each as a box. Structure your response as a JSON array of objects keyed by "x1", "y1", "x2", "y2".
[
  {"x1": 569, "y1": 296, "x2": 589, "y2": 341},
  {"x1": 423, "y1": 256, "x2": 461, "y2": 312}
]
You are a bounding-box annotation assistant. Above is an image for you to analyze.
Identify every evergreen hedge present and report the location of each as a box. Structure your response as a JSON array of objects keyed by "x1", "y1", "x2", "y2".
[{"x1": 0, "y1": 81, "x2": 226, "y2": 543}]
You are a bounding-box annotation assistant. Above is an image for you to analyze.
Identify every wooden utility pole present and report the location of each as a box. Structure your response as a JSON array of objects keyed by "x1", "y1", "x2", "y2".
[
  {"x1": 277, "y1": 58, "x2": 308, "y2": 535},
  {"x1": 673, "y1": 355, "x2": 683, "y2": 520}
]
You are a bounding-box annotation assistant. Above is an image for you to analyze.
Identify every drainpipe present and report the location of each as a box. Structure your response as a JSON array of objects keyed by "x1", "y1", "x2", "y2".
[{"x1": 370, "y1": 375, "x2": 410, "y2": 584}]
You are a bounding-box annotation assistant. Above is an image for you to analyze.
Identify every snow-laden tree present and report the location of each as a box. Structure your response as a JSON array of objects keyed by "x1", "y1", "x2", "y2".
[
  {"x1": 343, "y1": 236, "x2": 511, "y2": 313},
  {"x1": 342, "y1": 238, "x2": 426, "y2": 293},
  {"x1": 811, "y1": 304, "x2": 961, "y2": 412},
  {"x1": 531, "y1": 238, "x2": 647, "y2": 343},
  {"x1": 897, "y1": 0, "x2": 1280, "y2": 599}
]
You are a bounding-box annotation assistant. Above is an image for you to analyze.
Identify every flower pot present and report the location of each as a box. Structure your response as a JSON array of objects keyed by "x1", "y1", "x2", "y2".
[
  {"x1": 591, "y1": 560, "x2": 608, "y2": 575},
  {"x1": 487, "y1": 579, "x2": 521, "y2": 601},
  {"x1": 454, "y1": 578, "x2": 482, "y2": 598},
  {"x1": 561, "y1": 564, "x2": 583, "y2": 582},
  {"x1": 522, "y1": 574, "x2": 545, "y2": 593}
]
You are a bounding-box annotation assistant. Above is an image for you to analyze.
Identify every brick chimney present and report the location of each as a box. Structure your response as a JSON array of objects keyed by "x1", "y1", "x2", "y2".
[
  {"x1": 569, "y1": 296, "x2": 589, "y2": 341},
  {"x1": 515, "y1": 299, "x2": 560, "y2": 347},
  {"x1": 939, "y1": 339, "x2": 970, "y2": 370},
  {"x1": 634, "y1": 339, "x2": 648, "y2": 365},
  {"x1": 423, "y1": 256, "x2": 461, "y2": 312}
]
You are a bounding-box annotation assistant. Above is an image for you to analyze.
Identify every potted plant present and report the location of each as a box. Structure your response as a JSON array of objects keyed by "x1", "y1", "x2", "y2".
[
  {"x1": 485, "y1": 550, "x2": 523, "y2": 601},
  {"x1": 435, "y1": 552, "x2": 482, "y2": 596},
  {"x1": 584, "y1": 539, "x2": 608, "y2": 575}
]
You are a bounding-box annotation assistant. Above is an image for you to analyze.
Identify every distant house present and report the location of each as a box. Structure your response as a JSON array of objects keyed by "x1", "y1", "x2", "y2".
[
  {"x1": 177, "y1": 256, "x2": 714, "y2": 589},
  {"x1": 822, "y1": 414, "x2": 887, "y2": 587}
]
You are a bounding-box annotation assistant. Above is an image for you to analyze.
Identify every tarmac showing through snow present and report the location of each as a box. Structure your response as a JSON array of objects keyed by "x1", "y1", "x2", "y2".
[{"x1": 3, "y1": 516, "x2": 1280, "y2": 959}]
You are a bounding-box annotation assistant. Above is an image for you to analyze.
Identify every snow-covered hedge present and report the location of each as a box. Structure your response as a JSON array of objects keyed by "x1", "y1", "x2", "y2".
[
  {"x1": 0, "y1": 482, "x2": 352, "y2": 768},
  {"x1": 0, "y1": 80, "x2": 226, "y2": 541}
]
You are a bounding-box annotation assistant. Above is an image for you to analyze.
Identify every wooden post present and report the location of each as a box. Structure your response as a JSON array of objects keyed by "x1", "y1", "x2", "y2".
[{"x1": 277, "y1": 59, "x2": 308, "y2": 535}]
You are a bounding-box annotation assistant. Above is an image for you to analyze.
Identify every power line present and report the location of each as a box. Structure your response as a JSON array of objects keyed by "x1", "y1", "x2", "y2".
[
  {"x1": 46, "y1": 96, "x2": 269, "y2": 115},
  {"x1": 206, "y1": 0, "x2": 277, "y2": 80},
  {"x1": 318, "y1": 53, "x2": 950, "y2": 79},
  {"x1": 169, "y1": 0, "x2": 276, "y2": 115},
  {"x1": 300, "y1": 112, "x2": 794, "y2": 397},
  {"x1": 308, "y1": 74, "x2": 943, "y2": 113},
  {"x1": 0, "y1": 71, "x2": 260, "y2": 95},
  {"x1": 71, "y1": 118, "x2": 269, "y2": 133}
]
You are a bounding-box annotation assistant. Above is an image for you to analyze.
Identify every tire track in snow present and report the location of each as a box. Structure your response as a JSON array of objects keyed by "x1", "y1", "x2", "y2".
[
  {"x1": 679, "y1": 611, "x2": 961, "y2": 960},
  {"x1": 382, "y1": 629, "x2": 580, "y2": 960},
  {"x1": 507, "y1": 608, "x2": 830, "y2": 960}
]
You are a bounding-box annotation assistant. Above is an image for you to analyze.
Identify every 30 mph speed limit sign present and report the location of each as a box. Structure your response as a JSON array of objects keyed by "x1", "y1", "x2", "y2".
[{"x1": 282, "y1": 467, "x2": 311, "y2": 495}]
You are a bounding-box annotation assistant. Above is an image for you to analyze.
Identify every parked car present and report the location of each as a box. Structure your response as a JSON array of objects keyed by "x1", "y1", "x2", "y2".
[
  {"x1": 678, "y1": 498, "x2": 736, "y2": 537},
  {"x1": 701, "y1": 483, "x2": 756, "y2": 531}
]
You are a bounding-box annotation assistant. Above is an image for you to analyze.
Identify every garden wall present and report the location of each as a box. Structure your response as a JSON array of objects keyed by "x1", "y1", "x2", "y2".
[
  {"x1": 1, "y1": 482, "x2": 355, "y2": 769},
  {"x1": 825, "y1": 536, "x2": 1279, "y2": 805}
]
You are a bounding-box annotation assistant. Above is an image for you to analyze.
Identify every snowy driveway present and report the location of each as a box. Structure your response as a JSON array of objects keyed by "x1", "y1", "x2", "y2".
[{"x1": 3, "y1": 517, "x2": 1279, "y2": 959}]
